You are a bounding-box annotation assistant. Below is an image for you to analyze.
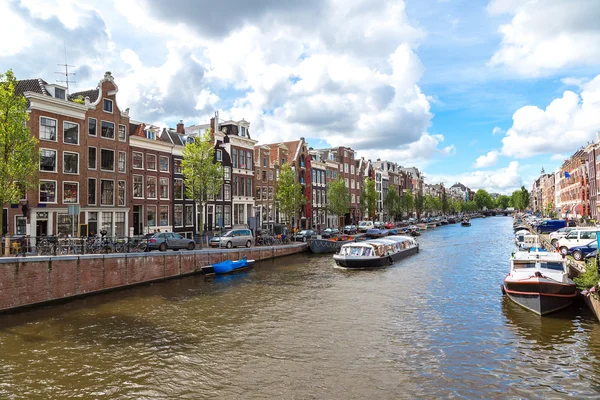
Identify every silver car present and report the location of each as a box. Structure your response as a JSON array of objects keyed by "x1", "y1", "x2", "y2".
[{"x1": 210, "y1": 229, "x2": 254, "y2": 248}]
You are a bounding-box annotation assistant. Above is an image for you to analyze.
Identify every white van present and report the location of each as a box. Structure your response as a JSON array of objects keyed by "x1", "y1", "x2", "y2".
[
  {"x1": 358, "y1": 221, "x2": 374, "y2": 232},
  {"x1": 556, "y1": 229, "x2": 597, "y2": 254}
]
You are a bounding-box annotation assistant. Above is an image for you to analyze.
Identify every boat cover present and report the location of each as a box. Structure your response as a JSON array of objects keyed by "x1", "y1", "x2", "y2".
[{"x1": 212, "y1": 259, "x2": 248, "y2": 274}]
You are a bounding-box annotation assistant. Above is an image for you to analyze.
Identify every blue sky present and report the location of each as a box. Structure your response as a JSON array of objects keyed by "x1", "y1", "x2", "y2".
[{"x1": 2, "y1": 0, "x2": 600, "y2": 193}]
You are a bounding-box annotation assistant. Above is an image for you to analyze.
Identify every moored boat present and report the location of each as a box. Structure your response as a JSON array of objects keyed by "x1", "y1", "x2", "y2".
[
  {"x1": 333, "y1": 235, "x2": 419, "y2": 269},
  {"x1": 309, "y1": 236, "x2": 355, "y2": 254},
  {"x1": 416, "y1": 223, "x2": 427, "y2": 230},
  {"x1": 461, "y1": 219, "x2": 471, "y2": 226},
  {"x1": 202, "y1": 259, "x2": 255, "y2": 275},
  {"x1": 502, "y1": 249, "x2": 576, "y2": 315}
]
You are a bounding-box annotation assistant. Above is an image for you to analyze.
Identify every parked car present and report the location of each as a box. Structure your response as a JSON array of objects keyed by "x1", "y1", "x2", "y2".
[
  {"x1": 322, "y1": 228, "x2": 339, "y2": 238},
  {"x1": 209, "y1": 228, "x2": 254, "y2": 248},
  {"x1": 358, "y1": 221, "x2": 374, "y2": 232},
  {"x1": 535, "y1": 219, "x2": 567, "y2": 234},
  {"x1": 295, "y1": 229, "x2": 316, "y2": 242},
  {"x1": 585, "y1": 250, "x2": 598, "y2": 260},
  {"x1": 384, "y1": 222, "x2": 395, "y2": 229},
  {"x1": 549, "y1": 227, "x2": 575, "y2": 246},
  {"x1": 146, "y1": 232, "x2": 196, "y2": 251},
  {"x1": 557, "y1": 229, "x2": 598, "y2": 254},
  {"x1": 343, "y1": 225, "x2": 358, "y2": 235},
  {"x1": 568, "y1": 242, "x2": 598, "y2": 261}
]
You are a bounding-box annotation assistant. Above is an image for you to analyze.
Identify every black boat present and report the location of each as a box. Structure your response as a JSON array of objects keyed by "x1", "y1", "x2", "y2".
[
  {"x1": 332, "y1": 235, "x2": 419, "y2": 269},
  {"x1": 461, "y1": 219, "x2": 471, "y2": 226}
]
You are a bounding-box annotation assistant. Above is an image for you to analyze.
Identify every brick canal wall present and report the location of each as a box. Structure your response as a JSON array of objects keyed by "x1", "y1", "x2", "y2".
[{"x1": 0, "y1": 244, "x2": 307, "y2": 313}]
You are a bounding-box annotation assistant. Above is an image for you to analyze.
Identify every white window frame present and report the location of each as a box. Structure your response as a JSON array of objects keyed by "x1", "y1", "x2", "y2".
[
  {"x1": 159, "y1": 155, "x2": 169, "y2": 172},
  {"x1": 100, "y1": 179, "x2": 115, "y2": 206},
  {"x1": 62, "y1": 181, "x2": 79, "y2": 204},
  {"x1": 88, "y1": 178, "x2": 97, "y2": 205},
  {"x1": 174, "y1": 204, "x2": 184, "y2": 227},
  {"x1": 103, "y1": 98, "x2": 114, "y2": 114},
  {"x1": 39, "y1": 180, "x2": 58, "y2": 204},
  {"x1": 39, "y1": 116, "x2": 58, "y2": 142},
  {"x1": 132, "y1": 151, "x2": 144, "y2": 169},
  {"x1": 159, "y1": 205, "x2": 169, "y2": 227},
  {"x1": 100, "y1": 120, "x2": 115, "y2": 140},
  {"x1": 147, "y1": 154, "x2": 157, "y2": 171},
  {"x1": 216, "y1": 149, "x2": 222, "y2": 162},
  {"x1": 15, "y1": 215, "x2": 27, "y2": 236},
  {"x1": 118, "y1": 151, "x2": 127, "y2": 173},
  {"x1": 62, "y1": 121, "x2": 80, "y2": 146},
  {"x1": 63, "y1": 151, "x2": 80, "y2": 175},
  {"x1": 88, "y1": 117, "x2": 97, "y2": 136},
  {"x1": 118, "y1": 124, "x2": 126, "y2": 142},
  {"x1": 100, "y1": 148, "x2": 115, "y2": 172},
  {"x1": 147, "y1": 176, "x2": 157, "y2": 199},
  {"x1": 39, "y1": 148, "x2": 57, "y2": 173},
  {"x1": 133, "y1": 175, "x2": 144, "y2": 199},
  {"x1": 224, "y1": 167, "x2": 231, "y2": 180},
  {"x1": 117, "y1": 180, "x2": 126, "y2": 206},
  {"x1": 159, "y1": 177, "x2": 169, "y2": 200},
  {"x1": 88, "y1": 146, "x2": 97, "y2": 170},
  {"x1": 174, "y1": 178, "x2": 183, "y2": 200}
]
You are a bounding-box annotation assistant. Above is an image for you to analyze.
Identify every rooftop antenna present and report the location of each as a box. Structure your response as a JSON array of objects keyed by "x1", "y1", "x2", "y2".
[{"x1": 56, "y1": 41, "x2": 75, "y2": 95}]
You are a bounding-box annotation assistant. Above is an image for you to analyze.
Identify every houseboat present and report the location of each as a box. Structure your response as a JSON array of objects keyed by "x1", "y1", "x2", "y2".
[{"x1": 333, "y1": 235, "x2": 419, "y2": 269}]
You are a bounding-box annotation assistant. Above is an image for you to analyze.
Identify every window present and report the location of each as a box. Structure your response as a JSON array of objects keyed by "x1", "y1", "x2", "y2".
[
  {"x1": 233, "y1": 176, "x2": 238, "y2": 196},
  {"x1": 281, "y1": 157, "x2": 286, "y2": 164},
  {"x1": 352, "y1": 193, "x2": 355, "y2": 203},
  {"x1": 63, "y1": 182, "x2": 78, "y2": 203},
  {"x1": 216, "y1": 185, "x2": 223, "y2": 201},
  {"x1": 256, "y1": 186, "x2": 261, "y2": 200},
  {"x1": 54, "y1": 87, "x2": 65, "y2": 99},
  {"x1": 133, "y1": 175, "x2": 144, "y2": 198},
  {"x1": 100, "y1": 149, "x2": 114, "y2": 171},
  {"x1": 269, "y1": 170, "x2": 273, "y2": 181},
  {"x1": 224, "y1": 205, "x2": 231, "y2": 226},
  {"x1": 263, "y1": 170, "x2": 267, "y2": 181},
  {"x1": 263, "y1": 156, "x2": 267, "y2": 167},
  {"x1": 133, "y1": 152, "x2": 143, "y2": 169},
  {"x1": 88, "y1": 178, "x2": 96, "y2": 205},
  {"x1": 88, "y1": 118, "x2": 97, "y2": 136},
  {"x1": 174, "y1": 159, "x2": 182, "y2": 174},
  {"x1": 58, "y1": 213, "x2": 77, "y2": 237},
  {"x1": 117, "y1": 181, "x2": 126, "y2": 206},
  {"x1": 101, "y1": 121, "x2": 114, "y2": 139},
  {"x1": 63, "y1": 152, "x2": 79, "y2": 174},
  {"x1": 224, "y1": 184, "x2": 231, "y2": 201},
  {"x1": 118, "y1": 151, "x2": 126, "y2": 173},
  {"x1": 100, "y1": 180, "x2": 114, "y2": 206},
  {"x1": 232, "y1": 148, "x2": 238, "y2": 168},
  {"x1": 269, "y1": 187, "x2": 273, "y2": 200},
  {"x1": 351, "y1": 165, "x2": 355, "y2": 174},
  {"x1": 146, "y1": 130, "x2": 155, "y2": 140},
  {"x1": 174, "y1": 205, "x2": 183, "y2": 226},
  {"x1": 247, "y1": 152, "x2": 252, "y2": 170},
  {"x1": 246, "y1": 178, "x2": 252, "y2": 197},
  {"x1": 40, "y1": 149, "x2": 57, "y2": 172},
  {"x1": 88, "y1": 212, "x2": 98, "y2": 235},
  {"x1": 115, "y1": 212, "x2": 126, "y2": 236},
  {"x1": 147, "y1": 154, "x2": 156, "y2": 171},
  {"x1": 159, "y1": 156, "x2": 169, "y2": 172},
  {"x1": 240, "y1": 150, "x2": 245, "y2": 168},
  {"x1": 216, "y1": 150, "x2": 222, "y2": 162},
  {"x1": 262, "y1": 187, "x2": 267, "y2": 200},
  {"x1": 40, "y1": 117, "x2": 57, "y2": 141},
  {"x1": 15, "y1": 216, "x2": 26, "y2": 236},
  {"x1": 344, "y1": 163, "x2": 348, "y2": 173},
  {"x1": 240, "y1": 178, "x2": 245, "y2": 196},
  {"x1": 118, "y1": 124, "x2": 126, "y2": 141},
  {"x1": 147, "y1": 206, "x2": 156, "y2": 227},
  {"x1": 312, "y1": 170, "x2": 316, "y2": 183},
  {"x1": 39, "y1": 181, "x2": 56, "y2": 203},
  {"x1": 216, "y1": 205, "x2": 223, "y2": 227},
  {"x1": 147, "y1": 176, "x2": 157, "y2": 199},
  {"x1": 63, "y1": 122, "x2": 79, "y2": 144},
  {"x1": 174, "y1": 179, "x2": 183, "y2": 200},
  {"x1": 159, "y1": 177, "x2": 169, "y2": 199},
  {"x1": 224, "y1": 167, "x2": 231, "y2": 180},
  {"x1": 159, "y1": 205, "x2": 169, "y2": 227},
  {"x1": 240, "y1": 126, "x2": 246, "y2": 137},
  {"x1": 103, "y1": 99, "x2": 113, "y2": 113},
  {"x1": 184, "y1": 205, "x2": 193, "y2": 226},
  {"x1": 256, "y1": 169, "x2": 261, "y2": 182},
  {"x1": 88, "y1": 147, "x2": 97, "y2": 169}
]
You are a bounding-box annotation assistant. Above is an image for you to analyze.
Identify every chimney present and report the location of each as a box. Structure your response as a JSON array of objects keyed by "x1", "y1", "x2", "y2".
[{"x1": 176, "y1": 120, "x2": 185, "y2": 134}]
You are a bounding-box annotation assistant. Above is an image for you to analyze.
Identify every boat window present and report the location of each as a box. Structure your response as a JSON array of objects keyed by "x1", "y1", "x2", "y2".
[
  {"x1": 540, "y1": 262, "x2": 564, "y2": 271},
  {"x1": 513, "y1": 262, "x2": 536, "y2": 269}
]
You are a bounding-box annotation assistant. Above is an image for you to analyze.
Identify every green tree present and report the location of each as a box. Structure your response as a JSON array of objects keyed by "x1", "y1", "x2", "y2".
[
  {"x1": 362, "y1": 177, "x2": 378, "y2": 220},
  {"x1": 275, "y1": 163, "x2": 307, "y2": 229},
  {"x1": 520, "y1": 186, "x2": 530, "y2": 211},
  {"x1": 0, "y1": 69, "x2": 39, "y2": 244},
  {"x1": 182, "y1": 128, "x2": 223, "y2": 248},
  {"x1": 414, "y1": 192, "x2": 424, "y2": 219},
  {"x1": 400, "y1": 190, "x2": 414, "y2": 220},
  {"x1": 326, "y1": 177, "x2": 350, "y2": 227},
  {"x1": 474, "y1": 189, "x2": 494, "y2": 210},
  {"x1": 496, "y1": 195, "x2": 510, "y2": 210},
  {"x1": 511, "y1": 189, "x2": 528, "y2": 211},
  {"x1": 441, "y1": 190, "x2": 448, "y2": 214},
  {"x1": 384, "y1": 188, "x2": 400, "y2": 220}
]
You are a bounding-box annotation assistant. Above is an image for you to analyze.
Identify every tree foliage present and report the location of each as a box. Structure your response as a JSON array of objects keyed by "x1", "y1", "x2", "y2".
[
  {"x1": 275, "y1": 163, "x2": 307, "y2": 227},
  {"x1": 441, "y1": 190, "x2": 448, "y2": 214},
  {"x1": 0, "y1": 69, "x2": 39, "y2": 239},
  {"x1": 384, "y1": 187, "x2": 403, "y2": 220},
  {"x1": 362, "y1": 177, "x2": 378, "y2": 220},
  {"x1": 510, "y1": 186, "x2": 530, "y2": 211},
  {"x1": 474, "y1": 189, "x2": 494, "y2": 210},
  {"x1": 182, "y1": 128, "x2": 223, "y2": 247},
  {"x1": 327, "y1": 177, "x2": 350, "y2": 226},
  {"x1": 400, "y1": 190, "x2": 414, "y2": 219},
  {"x1": 495, "y1": 195, "x2": 510, "y2": 210},
  {"x1": 414, "y1": 192, "x2": 424, "y2": 219}
]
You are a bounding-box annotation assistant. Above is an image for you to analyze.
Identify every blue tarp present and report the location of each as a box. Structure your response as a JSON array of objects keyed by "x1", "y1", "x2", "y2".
[{"x1": 212, "y1": 259, "x2": 248, "y2": 274}]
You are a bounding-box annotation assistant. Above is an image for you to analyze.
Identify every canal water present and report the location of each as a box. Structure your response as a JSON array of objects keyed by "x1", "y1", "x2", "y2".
[{"x1": 1, "y1": 216, "x2": 600, "y2": 399}]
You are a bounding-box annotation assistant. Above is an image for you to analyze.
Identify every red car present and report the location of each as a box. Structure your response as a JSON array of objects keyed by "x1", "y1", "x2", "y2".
[{"x1": 384, "y1": 222, "x2": 395, "y2": 229}]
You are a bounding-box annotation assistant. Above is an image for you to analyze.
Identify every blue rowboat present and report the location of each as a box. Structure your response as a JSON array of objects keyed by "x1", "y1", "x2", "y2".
[{"x1": 202, "y1": 259, "x2": 255, "y2": 275}]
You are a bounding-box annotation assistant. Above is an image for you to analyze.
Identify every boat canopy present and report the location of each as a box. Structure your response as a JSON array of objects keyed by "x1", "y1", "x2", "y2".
[{"x1": 338, "y1": 235, "x2": 416, "y2": 257}]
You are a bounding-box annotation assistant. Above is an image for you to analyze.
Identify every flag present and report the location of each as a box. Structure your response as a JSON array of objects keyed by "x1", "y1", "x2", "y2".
[{"x1": 564, "y1": 171, "x2": 571, "y2": 178}]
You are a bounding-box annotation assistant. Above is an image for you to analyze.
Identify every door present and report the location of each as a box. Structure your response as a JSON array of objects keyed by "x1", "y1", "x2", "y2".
[
  {"x1": 2, "y1": 209, "x2": 7, "y2": 235},
  {"x1": 171, "y1": 233, "x2": 185, "y2": 248},
  {"x1": 207, "y1": 205, "x2": 214, "y2": 231},
  {"x1": 36, "y1": 220, "x2": 48, "y2": 237},
  {"x1": 133, "y1": 206, "x2": 142, "y2": 235}
]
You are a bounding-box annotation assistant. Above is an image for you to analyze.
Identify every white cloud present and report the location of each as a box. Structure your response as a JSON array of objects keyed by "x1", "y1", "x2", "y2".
[
  {"x1": 488, "y1": 0, "x2": 600, "y2": 76},
  {"x1": 473, "y1": 150, "x2": 499, "y2": 168},
  {"x1": 550, "y1": 154, "x2": 567, "y2": 161},
  {"x1": 498, "y1": 74, "x2": 600, "y2": 158},
  {"x1": 561, "y1": 77, "x2": 588, "y2": 88},
  {"x1": 492, "y1": 126, "x2": 504, "y2": 135},
  {"x1": 427, "y1": 161, "x2": 523, "y2": 194}
]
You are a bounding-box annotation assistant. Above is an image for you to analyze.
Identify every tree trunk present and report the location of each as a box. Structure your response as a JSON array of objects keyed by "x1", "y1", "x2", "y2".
[{"x1": 198, "y1": 201, "x2": 204, "y2": 250}]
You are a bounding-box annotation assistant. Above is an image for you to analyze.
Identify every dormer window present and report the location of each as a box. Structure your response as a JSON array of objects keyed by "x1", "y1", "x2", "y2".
[
  {"x1": 103, "y1": 99, "x2": 113, "y2": 113},
  {"x1": 55, "y1": 88, "x2": 65, "y2": 100},
  {"x1": 146, "y1": 130, "x2": 155, "y2": 140},
  {"x1": 240, "y1": 126, "x2": 246, "y2": 137}
]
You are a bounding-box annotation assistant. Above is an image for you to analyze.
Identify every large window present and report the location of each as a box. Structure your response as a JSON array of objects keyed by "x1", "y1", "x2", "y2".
[
  {"x1": 15, "y1": 216, "x2": 26, "y2": 236},
  {"x1": 88, "y1": 147, "x2": 97, "y2": 169},
  {"x1": 88, "y1": 118, "x2": 97, "y2": 136},
  {"x1": 58, "y1": 213, "x2": 77, "y2": 237},
  {"x1": 63, "y1": 182, "x2": 78, "y2": 203},
  {"x1": 63, "y1": 122, "x2": 79, "y2": 144},
  {"x1": 117, "y1": 181, "x2": 126, "y2": 206},
  {"x1": 263, "y1": 156, "x2": 267, "y2": 167},
  {"x1": 159, "y1": 178, "x2": 169, "y2": 199},
  {"x1": 101, "y1": 212, "x2": 113, "y2": 237},
  {"x1": 232, "y1": 148, "x2": 238, "y2": 168},
  {"x1": 174, "y1": 159, "x2": 182, "y2": 174},
  {"x1": 88, "y1": 178, "x2": 96, "y2": 205},
  {"x1": 174, "y1": 179, "x2": 183, "y2": 200},
  {"x1": 40, "y1": 117, "x2": 57, "y2": 141},
  {"x1": 224, "y1": 184, "x2": 231, "y2": 201},
  {"x1": 159, "y1": 205, "x2": 169, "y2": 227},
  {"x1": 159, "y1": 156, "x2": 169, "y2": 172},
  {"x1": 63, "y1": 152, "x2": 79, "y2": 174},
  {"x1": 39, "y1": 149, "x2": 56, "y2": 172},
  {"x1": 174, "y1": 205, "x2": 183, "y2": 227},
  {"x1": 147, "y1": 154, "x2": 156, "y2": 171},
  {"x1": 246, "y1": 152, "x2": 252, "y2": 170},
  {"x1": 224, "y1": 167, "x2": 231, "y2": 180},
  {"x1": 224, "y1": 205, "x2": 231, "y2": 226},
  {"x1": 239, "y1": 150, "x2": 245, "y2": 168},
  {"x1": 233, "y1": 176, "x2": 238, "y2": 196},
  {"x1": 133, "y1": 152, "x2": 143, "y2": 169},
  {"x1": 100, "y1": 180, "x2": 114, "y2": 205},
  {"x1": 184, "y1": 205, "x2": 193, "y2": 226},
  {"x1": 147, "y1": 206, "x2": 156, "y2": 227},
  {"x1": 256, "y1": 186, "x2": 261, "y2": 200},
  {"x1": 147, "y1": 176, "x2": 157, "y2": 199},
  {"x1": 103, "y1": 99, "x2": 113, "y2": 113},
  {"x1": 216, "y1": 150, "x2": 222, "y2": 162},
  {"x1": 118, "y1": 151, "x2": 126, "y2": 173},
  {"x1": 100, "y1": 149, "x2": 114, "y2": 171},
  {"x1": 115, "y1": 212, "x2": 126, "y2": 236},
  {"x1": 39, "y1": 181, "x2": 56, "y2": 203},
  {"x1": 133, "y1": 175, "x2": 144, "y2": 198},
  {"x1": 118, "y1": 124, "x2": 126, "y2": 141},
  {"x1": 101, "y1": 121, "x2": 115, "y2": 139},
  {"x1": 246, "y1": 178, "x2": 252, "y2": 198}
]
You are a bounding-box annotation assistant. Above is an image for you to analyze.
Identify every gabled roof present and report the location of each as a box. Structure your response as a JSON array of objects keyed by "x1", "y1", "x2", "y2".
[
  {"x1": 69, "y1": 88, "x2": 99, "y2": 103},
  {"x1": 14, "y1": 78, "x2": 50, "y2": 97}
]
